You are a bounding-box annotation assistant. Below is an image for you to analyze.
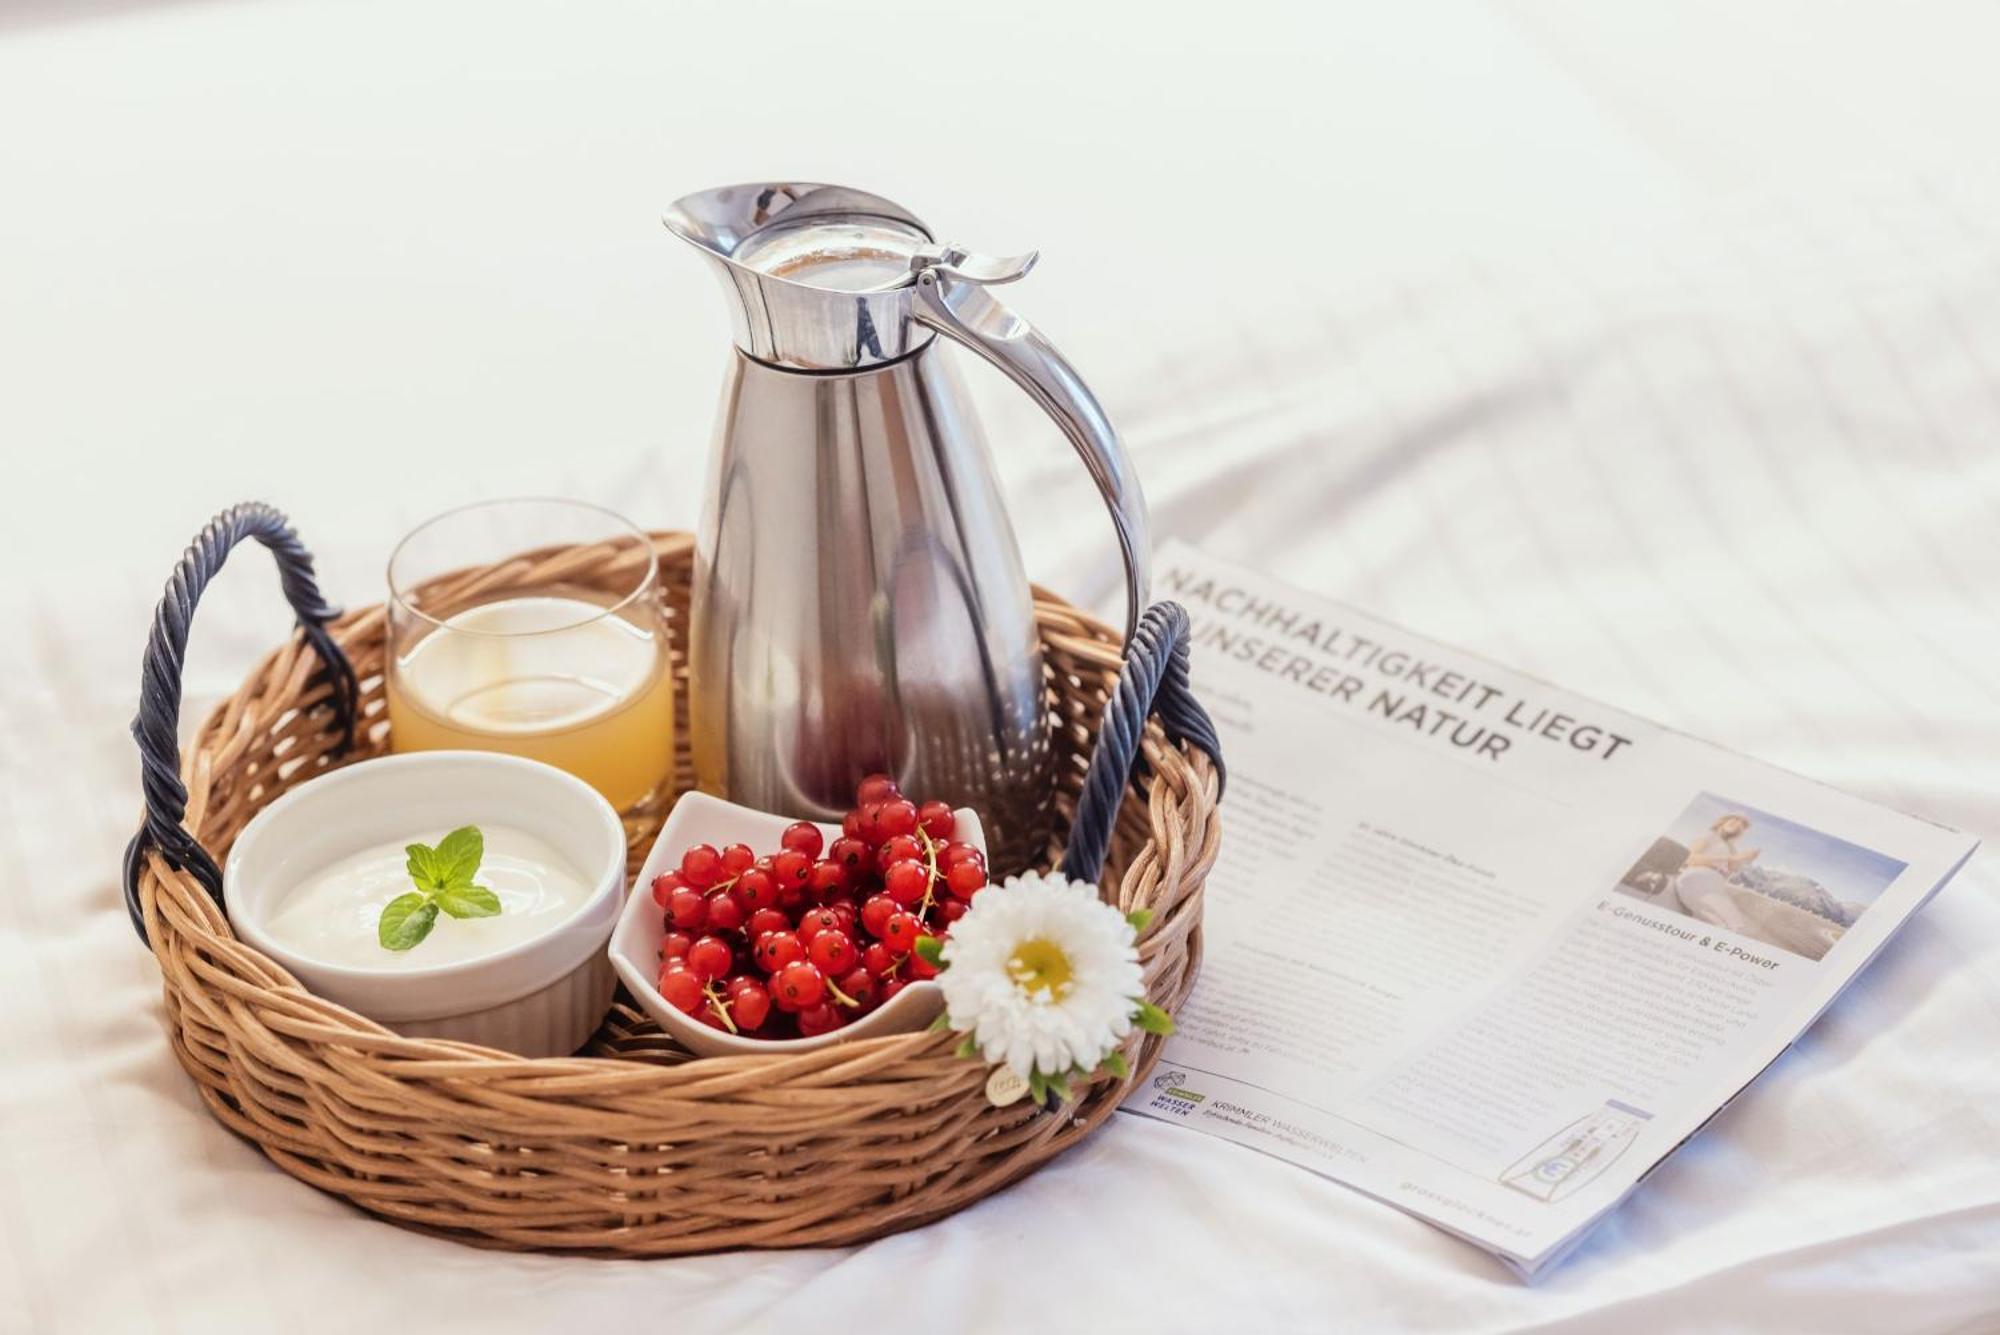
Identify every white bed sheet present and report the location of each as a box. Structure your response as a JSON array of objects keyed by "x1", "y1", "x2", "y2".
[{"x1": 3, "y1": 3, "x2": 1998, "y2": 1331}]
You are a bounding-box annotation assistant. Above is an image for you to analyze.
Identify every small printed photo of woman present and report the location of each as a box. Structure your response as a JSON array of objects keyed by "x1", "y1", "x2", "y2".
[{"x1": 1613, "y1": 795, "x2": 1906, "y2": 961}]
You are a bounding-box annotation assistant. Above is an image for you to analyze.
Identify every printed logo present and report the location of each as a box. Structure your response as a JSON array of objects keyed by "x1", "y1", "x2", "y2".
[{"x1": 1150, "y1": 1070, "x2": 1205, "y2": 1112}]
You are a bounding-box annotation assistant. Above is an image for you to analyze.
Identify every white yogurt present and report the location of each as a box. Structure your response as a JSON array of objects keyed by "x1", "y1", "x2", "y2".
[{"x1": 261, "y1": 824, "x2": 591, "y2": 970}]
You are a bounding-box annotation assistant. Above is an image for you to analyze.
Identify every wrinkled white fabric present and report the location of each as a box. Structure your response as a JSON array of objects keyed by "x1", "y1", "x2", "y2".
[{"x1": 3, "y1": 2, "x2": 1998, "y2": 1331}]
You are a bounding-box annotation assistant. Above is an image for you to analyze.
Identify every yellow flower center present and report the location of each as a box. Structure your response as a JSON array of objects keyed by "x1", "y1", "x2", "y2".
[{"x1": 1007, "y1": 937, "x2": 1075, "y2": 998}]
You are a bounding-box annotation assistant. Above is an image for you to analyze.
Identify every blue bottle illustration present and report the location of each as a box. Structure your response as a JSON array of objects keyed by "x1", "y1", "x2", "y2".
[{"x1": 1500, "y1": 1101, "x2": 1651, "y2": 1202}]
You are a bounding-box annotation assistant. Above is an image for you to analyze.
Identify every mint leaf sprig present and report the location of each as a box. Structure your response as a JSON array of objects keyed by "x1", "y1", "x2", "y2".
[{"x1": 378, "y1": 825, "x2": 501, "y2": 951}]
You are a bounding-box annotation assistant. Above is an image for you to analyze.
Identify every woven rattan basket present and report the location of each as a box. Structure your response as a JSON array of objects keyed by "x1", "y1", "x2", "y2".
[{"x1": 123, "y1": 503, "x2": 1222, "y2": 1255}]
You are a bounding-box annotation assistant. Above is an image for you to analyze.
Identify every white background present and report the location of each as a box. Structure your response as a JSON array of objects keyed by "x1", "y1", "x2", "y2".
[{"x1": 4, "y1": 3, "x2": 1999, "y2": 1331}]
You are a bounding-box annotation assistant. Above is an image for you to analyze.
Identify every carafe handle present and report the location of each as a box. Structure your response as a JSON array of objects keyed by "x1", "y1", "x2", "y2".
[{"x1": 911, "y1": 252, "x2": 1150, "y2": 641}]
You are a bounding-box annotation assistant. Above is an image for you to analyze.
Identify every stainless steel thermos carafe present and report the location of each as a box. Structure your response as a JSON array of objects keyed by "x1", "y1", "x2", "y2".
[{"x1": 665, "y1": 182, "x2": 1149, "y2": 871}]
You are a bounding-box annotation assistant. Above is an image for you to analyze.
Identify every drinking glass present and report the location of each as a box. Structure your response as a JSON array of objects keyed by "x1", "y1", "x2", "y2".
[{"x1": 386, "y1": 499, "x2": 674, "y2": 818}]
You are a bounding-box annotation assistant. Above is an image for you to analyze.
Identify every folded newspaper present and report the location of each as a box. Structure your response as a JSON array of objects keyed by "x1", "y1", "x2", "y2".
[{"x1": 1121, "y1": 541, "x2": 1978, "y2": 1279}]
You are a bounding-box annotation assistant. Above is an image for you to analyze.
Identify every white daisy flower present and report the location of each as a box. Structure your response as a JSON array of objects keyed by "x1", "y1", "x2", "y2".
[{"x1": 937, "y1": 870, "x2": 1147, "y2": 1081}]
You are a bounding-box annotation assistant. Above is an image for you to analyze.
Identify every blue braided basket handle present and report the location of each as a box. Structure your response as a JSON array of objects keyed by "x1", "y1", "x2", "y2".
[
  {"x1": 1058, "y1": 601, "x2": 1225, "y2": 885},
  {"x1": 123, "y1": 502, "x2": 357, "y2": 945}
]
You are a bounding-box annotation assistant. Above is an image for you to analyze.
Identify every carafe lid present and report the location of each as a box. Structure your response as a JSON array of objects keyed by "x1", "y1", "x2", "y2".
[{"x1": 731, "y1": 216, "x2": 931, "y2": 294}]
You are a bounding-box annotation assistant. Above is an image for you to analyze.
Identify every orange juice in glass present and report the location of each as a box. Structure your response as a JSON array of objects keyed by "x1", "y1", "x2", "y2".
[{"x1": 386, "y1": 500, "x2": 674, "y2": 817}]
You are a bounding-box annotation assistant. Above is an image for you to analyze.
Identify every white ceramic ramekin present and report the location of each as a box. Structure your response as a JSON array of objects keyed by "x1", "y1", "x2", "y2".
[
  {"x1": 225, "y1": 751, "x2": 626, "y2": 1058},
  {"x1": 611, "y1": 791, "x2": 983, "y2": 1058}
]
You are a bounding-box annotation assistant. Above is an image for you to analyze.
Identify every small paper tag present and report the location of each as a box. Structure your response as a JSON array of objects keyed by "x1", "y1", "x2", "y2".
[{"x1": 985, "y1": 1065, "x2": 1029, "y2": 1107}]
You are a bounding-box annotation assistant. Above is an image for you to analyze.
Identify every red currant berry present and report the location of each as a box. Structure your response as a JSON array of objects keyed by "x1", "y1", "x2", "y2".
[
  {"x1": 855, "y1": 772, "x2": 901, "y2": 805},
  {"x1": 829, "y1": 837, "x2": 872, "y2": 877},
  {"x1": 661, "y1": 930, "x2": 694, "y2": 961},
  {"x1": 720, "y1": 842, "x2": 757, "y2": 875},
  {"x1": 945, "y1": 860, "x2": 987, "y2": 899},
  {"x1": 877, "y1": 799, "x2": 919, "y2": 840},
  {"x1": 796, "y1": 907, "x2": 840, "y2": 942},
  {"x1": 934, "y1": 898, "x2": 968, "y2": 927},
  {"x1": 881, "y1": 912, "x2": 920, "y2": 952},
  {"x1": 862, "y1": 941, "x2": 900, "y2": 978},
  {"x1": 756, "y1": 932, "x2": 805, "y2": 973},
  {"x1": 679, "y1": 844, "x2": 723, "y2": 889},
  {"x1": 878, "y1": 976, "x2": 908, "y2": 1003},
  {"x1": 876, "y1": 835, "x2": 922, "y2": 871},
  {"x1": 795, "y1": 1002, "x2": 844, "y2": 1036},
  {"x1": 860, "y1": 894, "x2": 898, "y2": 938},
  {"x1": 841, "y1": 809, "x2": 865, "y2": 840},
  {"x1": 917, "y1": 800, "x2": 955, "y2": 841},
  {"x1": 668, "y1": 886, "x2": 709, "y2": 931},
  {"x1": 732, "y1": 868, "x2": 777, "y2": 913},
  {"x1": 939, "y1": 841, "x2": 984, "y2": 872},
  {"x1": 748, "y1": 907, "x2": 790, "y2": 941},
  {"x1": 854, "y1": 802, "x2": 885, "y2": 846},
  {"x1": 836, "y1": 967, "x2": 877, "y2": 1010},
  {"x1": 775, "y1": 961, "x2": 826, "y2": 1009},
  {"x1": 732, "y1": 980, "x2": 772, "y2": 1031},
  {"x1": 686, "y1": 935, "x2": 733, "y2": 982},
  {"x1": 772, "y1": 849, "x2": 812, "y2": 891},
  {"x1": 780, "y1": 821, "x2": 825, "y2": 859},
  {"x1": 908, "y1": 950, "x2": 940, "y2": 980},
  {"x1": 883, "y1": 858, "x2": 930, "y2": 907},
  {"x1": 807, "y1": 859, "x2": 848, "y2": 900},
  {"x1": 705, "y1": 892, "x2": 745, "y2": 933},
  {"x1": 808, "y1": 929, "x2": 855, "y2": 974},
  {"x1": 724, "y1": 973, "x2": 757, "y2": 997},
  {"x1": 657, "y1": 967, "x2": 703, "y2": 1014},
  {"x1": 650, "y1": 871, "x2": 685, "y2": 909}
]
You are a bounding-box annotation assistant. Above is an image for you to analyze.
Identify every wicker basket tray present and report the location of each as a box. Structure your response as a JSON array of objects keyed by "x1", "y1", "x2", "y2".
[{"x1": 123, "y1": 503, "x2": 1222, "y2": 1255}]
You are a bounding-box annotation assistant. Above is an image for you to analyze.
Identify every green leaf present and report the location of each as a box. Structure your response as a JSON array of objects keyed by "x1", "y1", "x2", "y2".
[
  {"x1": 1047, "y1": 1074, "x2": 1072, "y2": 1103},
  {"x1": 1027, "y1": 1069, "x2": 1048, "y2": 1103},
  {"x1": 436, "y1": 883, "x2": 502, "y2": 919},
  {"x1": 404, "y1": 841, "x2": 443, "y2": 890},
  {"x1": 913, "y1": 935, "x2": 945, "y2": 968},
  {"x1": 1134, "y1": 1001, "x2": 1176, "y2": 1036},
  {"x1": 1100, "y1": 1050, "x2": 1130, "y2": 1080},
  {"x1": 1125, "y1": 908, "x2": 1154, "y2": 934},
  {"x1": 433, "y1": 825, "x2": 484, "y2": 887},
  {"x1": 928, "y1": 1012, "x2": 954, "y2": 1033},
  {"x1": 954, "y1": 1035, "x2": 980, "y2": 1060},
  {"x1": 379, "y1": 893, "x2": 439, "y2": 950}
]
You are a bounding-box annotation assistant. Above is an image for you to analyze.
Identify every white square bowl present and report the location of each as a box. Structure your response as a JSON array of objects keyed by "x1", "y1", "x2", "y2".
[{"x1": 610, "y1": 790, "x2": 984, "y2": 1057}]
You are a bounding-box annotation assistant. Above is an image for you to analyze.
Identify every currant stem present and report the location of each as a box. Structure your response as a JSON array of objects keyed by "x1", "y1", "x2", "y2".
[
  {"x1": 703, "y1": 983, "x2": 739, "y2": 1034},
  {"x1": 915, "y1": 827, "x2": 941, "y2": 918},
  {"x1": 827, "y1": 976, "x2": 860, "y2": 1009}
]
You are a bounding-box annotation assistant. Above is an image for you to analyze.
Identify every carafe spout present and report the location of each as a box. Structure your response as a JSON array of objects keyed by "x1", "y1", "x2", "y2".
[{"x1": 662, "y1": 182, "x2": 938, "y2": 370}]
